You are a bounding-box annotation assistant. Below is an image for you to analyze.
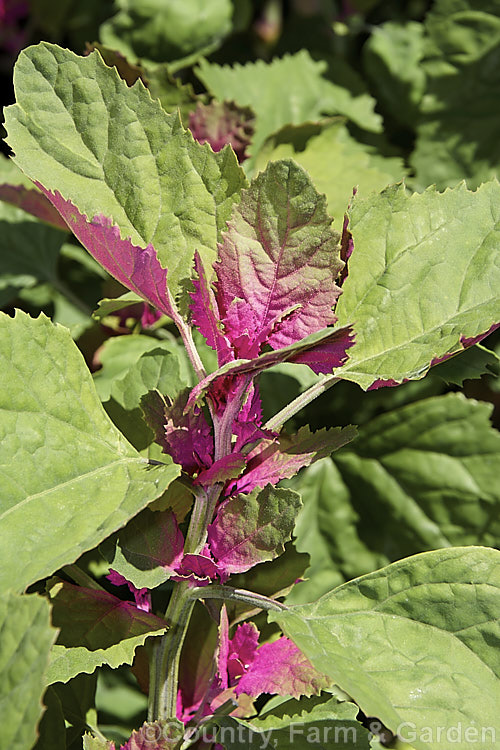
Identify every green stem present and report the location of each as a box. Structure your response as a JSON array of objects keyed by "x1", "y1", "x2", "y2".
[
  {"x1": 264, "y1": 374, "x2": 339, "y2": 432},
  {"x1": 62, "y1": 564, "x2": 105, "y2": 591},
  {"x1": 190, "y1": 585, "x2": 289, "y2": 612}
]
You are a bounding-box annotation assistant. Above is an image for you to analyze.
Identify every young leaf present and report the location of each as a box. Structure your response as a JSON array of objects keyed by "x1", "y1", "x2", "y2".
[
  {"x1": 236, "y1": 637, "x2": 331, "y2": 699},
  {"x1": 105, "y1": 508, "x2": 185, "y2": 590},
  {"x1": 0, "y1": 592, "x2": 56, "y2": 750},
  {"x1": 188, "y1": 100, "x2": 255, "y2": 162},
  {"x1": 4, "y1": 43, "x2": 247, "y2": 299},
  {"x1": 0, "y1": 311, "x2": 180, "y2": 594},
  {"x1": 336, "y1": 181, "x2": 500, "y2": 389},
  {"x1": 47, "y1": 582, "x2": 167, "y2": 684},
  {"x1": 234, "y1": 425, "x2": 357, "y2": 495},
  {"x1": 207, "y1": 485, "x2": 302, "y2": 575},
  {"x1": 256, "y1": 123, "x2": 405, "y2": 223},
  {"x1": 271, "y1": 547, "x2": 500, "y2": 750},
  {"x1": 215, "y1": 160, "x2": 344, "y2": 358}
]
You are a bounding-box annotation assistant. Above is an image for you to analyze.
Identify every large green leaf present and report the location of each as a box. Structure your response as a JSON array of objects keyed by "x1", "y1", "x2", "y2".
[
  {"x1": 255, "y1": 122, "x2": 405, "y2": 223},
  {"x1": 4, "y1": 43, "x2": 247, "y2": 298},
  {"x1": 411, "y1": 1, "x2": 500, "y2": 190},
  {"x1": 0, "y1": 592, "x2": 57, "y2": 750},
  {"x1": 0, "y1": 311, "x2": 180, "y2": 594},
  {"x1": 336, "y1": 181, "x2": 500, "y2": 389},
  {"x1": 100, "y1": 0, "x2": 233, "y2": 70},
  {"x1": 272, "y1": 547, "x2": 500, "y2": 750},
  {"x1": 196, "y1": 50, "x2": 382, "y2": 170},
  {"x1": 289, "y1": 393, "x2": 500, "y2": 602}
]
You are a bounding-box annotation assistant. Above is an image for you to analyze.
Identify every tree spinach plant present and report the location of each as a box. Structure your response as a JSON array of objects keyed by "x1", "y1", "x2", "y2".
[{"x1": 1, "y1": 24, "x2": 500, "y2": 750}]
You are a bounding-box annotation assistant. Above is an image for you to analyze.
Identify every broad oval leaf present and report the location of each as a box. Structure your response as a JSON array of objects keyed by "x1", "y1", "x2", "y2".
[
  {"x1": 0, "y1": 592, "x2": 56, "y2": 749},
  {"x1": 4, "y1": 42, "x2": 247, "y2": 298},
  {"x1": 271, "y1": 547, "x2": 500, "y2": 750},
  {"x1": 336, "y1": 181, "x2": 500, "y2": 389},
  {"x1": 0, "y1": 311, "x2": 180, "y2": 594}
]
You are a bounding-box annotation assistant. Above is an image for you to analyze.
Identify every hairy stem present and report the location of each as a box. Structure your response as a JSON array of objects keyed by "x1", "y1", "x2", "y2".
[{"x1": 264, "y1": 375, "x2": 339, "y2": 432}]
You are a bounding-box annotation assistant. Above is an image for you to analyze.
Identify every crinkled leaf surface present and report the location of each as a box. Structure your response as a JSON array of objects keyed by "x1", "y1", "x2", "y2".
[
  {"x1": 0, "y1": 592, "x2": 56, "y2": 750},
  {"x1": 47, "y1": 583, "x2": 166, "y2": 684},
  {"x1": 289, "y1": 393, "x2": 500, "y2": 603},
  {"x1": 208, "y1": 486, "x2": 302, "y2": 575},
  {"x1": 100, "y1": 0, "x2": 233, "y2": 70},
  {"x1": 4, "y1": 43, "x2": 247, "y2": 298},
  {"x1": 336, "y1": 181, "x2": 500, "y2": 389},
  {"x1": 196, "y1": 50, "x2": 381, "y2": 169},
  {"x1": 256, "y1": 123, "x2": 405, "y2": 223},
  {"x1": 215, "y1": 160, "x2": 344, "y2": 356},
  {"x1": 0, "y1": 311, "x2": 180, "y2": 594},
  {"x1": 272, "y1": 547, "x2": 500, "y2": 750}
]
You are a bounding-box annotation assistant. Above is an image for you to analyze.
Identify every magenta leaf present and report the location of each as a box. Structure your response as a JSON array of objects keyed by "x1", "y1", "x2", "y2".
[
  {"x1": 233, "y1": 424, "x2": 357, "y2": 495},
  {"x1": 51, "y1": 582, "x2": 167, "y2": 650},
  {"x1": 207, "y1": 485, "x2": 302, "y2": 576},
  {"x1": 0, "y1": 182, "x2": 69, "y2": 230},
  {"x1": 189, "y1": 100, "x2": 255, "y2": 163},
  {"x1": 217, "y1": 606, "x2": 259, "y2": 691},
  {"x1": 107, "y1": 570, "x2": 152, "y2": 612},
  {"x1": 173, "y1": 551, "x2": 221, "y2": 586},
  {"x1": 35, "y1": 186, "x2": 177, "y2": 318},
  {"x1": 194, "y1": 453, "x2": 246, "y2": 487},
  {"x1": 187, "y1": 325, "x2": 355, "y2": 410},
  {"x1": 189, "y1": 251, "x2": 233, "y2": 366},
  {"x1": 235, "y1": 637, "x2": 331, "y2": 699},
  {"x1": 141, "y1": 389, "x2": 213, "y2": 475},
  {"x1": 214, "y1": 159, "x2": 344, "y2": 356}
]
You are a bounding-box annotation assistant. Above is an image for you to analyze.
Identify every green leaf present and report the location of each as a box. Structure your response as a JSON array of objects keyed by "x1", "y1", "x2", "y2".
[
  {"x1": 411, "y1": 2, "x2": 500, "y2": 190},
  {"x1": 47, "y1": 582, "x2": 167, "y2": 684},
  {"x1": 271, "y1": 547, "x2": 500, "y2": 750},
  {"x1": 363, "y1": 21, "x2": 426, "y2": 128},
  {"x1": 0, "y1": 592, "x2": 57, "y2": 750},
  {"x1": 0, "y1": 200, "x2": 67, "y2": 294},
  {"x1": 32, "y1": 688, "x2": 66, "y2": 750},
  {"x1": 336, "y1": 181, "x2": 500, "y2": 389},
  {"x1": 211, "y1": 697, "x2": 371, "y2": 749},
  {"x1": 290, "y1": 393, "x2": 500, "y2": 601},
  {"x1": 110, "y1": 348, "x2": 186, "y2": 411},
  {"x1": 100, "y1": 0, "x2": 233, "y2": 70},
  {"x1": 256, "y1": 122, "x2": 405, "y2": 223},
  {"x1": 94, "y1": 335, "x2": 191, "y2": 402},
  {"x1": 196, "y1": 50, "x2": 382, "y2": 170},
  {"x1": 0, "y1": 311, "x2": 180, "y2": 594},
  {"x1": 92, "y1": 292, "x2": 145, "y2": 322},
  {"x1": 431, "y1": 343, "x2": 500, "y2": 384},
  {"x1": 5, "y1": 43, "x2": 247, "y2": 298}
]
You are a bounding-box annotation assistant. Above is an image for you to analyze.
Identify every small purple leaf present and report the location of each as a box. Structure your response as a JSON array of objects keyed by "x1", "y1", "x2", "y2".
[
  {"x1": 188, "y1": 100, "x2": 255, "y2": 163},
  {"x1": 35, "y1": 186, "x2": 176, "y2": 317},
  {"x1": 233, "y1": 424, "x2": 357, "y2": 494},
  {"x1": 189, "y1": 251, "x2": 233, "y2": 366},
  {"x1": 207, "y1": 485, "x2": 302, "y2": 576},
  {"x1": 235, "y1": 637, "x2": 331, "y2": 699},
  {"x1": 215, "y1": 160, "x2": 344, "y2": 356},
  {"x1": 194, "y1": 453, "x2": 246, "y2": 487},
  {"x1": 0, "y1": 182, "x2": 69, "y2": 230},
  {"x1": 107, "y1": 570, "x2": 152, "y2": 612},
  {"x1": 141, "y1": 389, "x2": 213, "y2": 475},
  {"x1": 173, "y1": 550, "x2": 221, "y2": 586}
]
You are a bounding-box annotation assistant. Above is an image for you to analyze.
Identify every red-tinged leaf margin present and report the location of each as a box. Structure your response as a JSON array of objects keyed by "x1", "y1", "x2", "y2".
[
  {"x1": 190, "y1": 251, "x2": 233, "y2": 365},
  {"x1": 0, "y1": 182, "x2": 69, "y2": 230},
  {"x1": 187, "y1": 324, "x2": 355, "y2": 409},
  {"x1": 35, "y1": 185, "x2": 177, "y2": 318}
]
